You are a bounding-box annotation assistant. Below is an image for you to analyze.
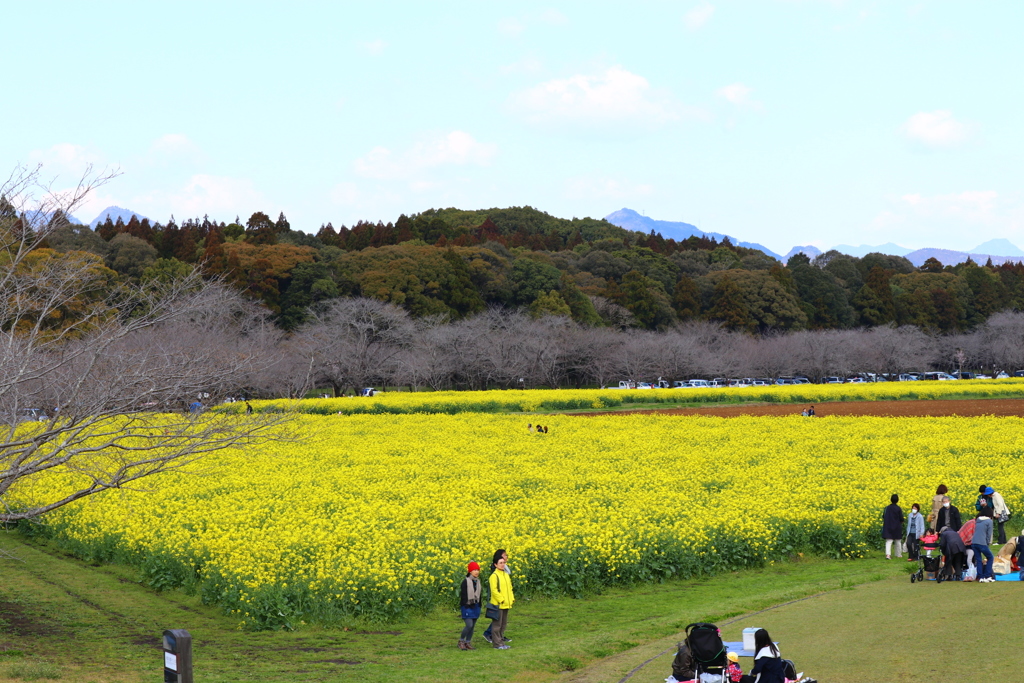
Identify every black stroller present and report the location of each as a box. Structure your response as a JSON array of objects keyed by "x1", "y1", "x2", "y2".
[
  {"x1": 911, "y1": 554, "x2": 943, "y2": 583},
  {"x1": 684, "y1": 622, "x2": 728, "y2": 681}
]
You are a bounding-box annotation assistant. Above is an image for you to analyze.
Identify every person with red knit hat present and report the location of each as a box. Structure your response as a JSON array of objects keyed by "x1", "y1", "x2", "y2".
[{"x1": 458, "y1": 561, "x2": 482, "y2": 650}]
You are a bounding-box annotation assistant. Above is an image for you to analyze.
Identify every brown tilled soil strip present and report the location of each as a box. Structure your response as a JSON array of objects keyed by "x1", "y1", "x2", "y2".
[{"x1": 572, "y1": 397, "x2": 1024, "y2": 418}]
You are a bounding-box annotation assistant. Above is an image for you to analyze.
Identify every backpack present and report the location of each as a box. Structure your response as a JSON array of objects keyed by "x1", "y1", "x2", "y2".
[
  {"x1": 782, "y1": 658, "x2": 798, "y2": 680},
  {"x1": 684, "y1": 623, "x2": 727, "y2": 671}
]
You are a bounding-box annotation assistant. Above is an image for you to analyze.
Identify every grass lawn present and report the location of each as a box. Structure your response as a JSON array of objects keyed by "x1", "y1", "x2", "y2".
[{"x1": 5, "y1": 531, "x2": 999, "y2": 683}]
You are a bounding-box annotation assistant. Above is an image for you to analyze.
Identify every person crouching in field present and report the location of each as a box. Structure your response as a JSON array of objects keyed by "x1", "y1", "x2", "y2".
[
  {"x1": 488, "y1": 555, "x2": 515, "y2": 649},
  {"x1": 458, "y1": 562, "x2": 482, "y2": 650}
]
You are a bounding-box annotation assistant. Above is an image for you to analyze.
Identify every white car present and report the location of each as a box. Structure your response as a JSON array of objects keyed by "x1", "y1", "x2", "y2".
[{"x1": 687, "y1": 379, "x2": 711, "y2": 388}]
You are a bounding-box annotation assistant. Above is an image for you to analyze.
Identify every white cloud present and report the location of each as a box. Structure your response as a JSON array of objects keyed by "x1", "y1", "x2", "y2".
[
  {"x1": 165, "y1": 174, "x2": 265, "y2": 217},
  {"x1": 716, "y1": 82, "x2": 763, "y2": 111},
  {"x1": 565, "y1": 177, "x2": 654, "y2": 201},
  {"x1": 902, "y1": 110, "x2": 971, "y2": 148},
  {"x1": 359, "y1": 39, "x2": 387, "y2": 55},
  {"x1": 353, "y1": 131, "x2": 497, "y2": 181},
  {"x1": 330, "y1": 182, "x2": 361, "y2": 206},
  {"x1": 512, "y1": 66, "x2": 688, "y2": 126},
  {"x1": 684, "y1": 1, "x2": 715, "y2": 30},
  {"x1": 28, "y1": 143, "x2": 103, "y2": 178}
]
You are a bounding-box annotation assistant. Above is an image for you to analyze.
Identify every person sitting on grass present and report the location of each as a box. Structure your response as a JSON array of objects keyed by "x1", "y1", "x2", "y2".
[
  {"x1": 669, "y1": 640, "x2": 695, "y2": 683},
  {"x1": 739, "y1": 629, "x2": 785, "y2": 683}
]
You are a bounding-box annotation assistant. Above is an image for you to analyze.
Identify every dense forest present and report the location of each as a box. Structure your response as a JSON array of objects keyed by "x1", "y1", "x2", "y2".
[{"x1": 18, "y1": 199, "x2": 1024, "y2": 335}]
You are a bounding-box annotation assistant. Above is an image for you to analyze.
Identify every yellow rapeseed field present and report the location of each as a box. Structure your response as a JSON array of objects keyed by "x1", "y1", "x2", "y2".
[
  {"x1": 225, "y1": 379, "x2": 1024, "y2": 416},
  {"x1": 14, "y1": 412, "x2": 1024, "y2": 629}
]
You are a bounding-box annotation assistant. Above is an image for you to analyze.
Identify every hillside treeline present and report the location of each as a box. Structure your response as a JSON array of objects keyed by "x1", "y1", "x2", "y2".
[{"x1": 17, "y1": 200, "x2": 1024, "y2": 334}]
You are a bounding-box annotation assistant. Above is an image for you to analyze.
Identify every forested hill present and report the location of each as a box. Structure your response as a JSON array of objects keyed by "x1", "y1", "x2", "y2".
[{"x1": 26, "y1": 201, "x2": 1024, "y2": 334}]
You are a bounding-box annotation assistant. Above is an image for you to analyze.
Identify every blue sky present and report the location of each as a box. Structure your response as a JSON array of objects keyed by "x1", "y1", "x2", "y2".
[{"x1": 4, "y1": 1, "x2": 1021, "y2": 255}]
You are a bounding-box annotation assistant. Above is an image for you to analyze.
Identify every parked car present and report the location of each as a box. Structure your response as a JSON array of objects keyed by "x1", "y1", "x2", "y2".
[
  {"x1": 672, "y1": 380, "x2": 691, "y2": 388},
  {"x1": 822, "y1": 376, "x2": 843, "y2": 384},
  {"x1": 845, "y1": 377, "x2": 867, "y2": 384},
  {"x1": 996, "y1": 371, "x2": 1010, "y2": 379},
  {"x1": 17, "y1": 408, "x2": 48, "y2": 422},
  {"x1": 951, "y1": 371, "x2": 976, "y2": 380},
  {"x1": 750, "y1": 379, "x2": 771, "y2": 386},
  {"x1": 897, "y1": 373, "x2": 918, "y2": 381},
  {"x1": 922, "y1": 372, "x2": 956, "y2": 381},
  {"x1": 688, "y1": 379, "x2": 710, "y2": 388},
  {"x1": 793, "y1": 377, "x2": 811, "y2": 384}
]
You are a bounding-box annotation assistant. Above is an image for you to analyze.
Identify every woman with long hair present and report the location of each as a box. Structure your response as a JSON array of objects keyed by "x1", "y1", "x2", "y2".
[
  {"x1": 739, "y1": 629, "x2": 785, "y2": 683},
  {"x1": 457, "y1": 561, "x2": 482, "y2": 650}
]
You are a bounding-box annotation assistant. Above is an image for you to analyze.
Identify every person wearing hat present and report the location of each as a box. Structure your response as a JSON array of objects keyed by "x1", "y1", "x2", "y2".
[
  {"x1": 725, "y1": 651, "x2": 744, "y2": 682},
  {"x1": 458, "y1": 562, "x2": 482, "y2": 650}
]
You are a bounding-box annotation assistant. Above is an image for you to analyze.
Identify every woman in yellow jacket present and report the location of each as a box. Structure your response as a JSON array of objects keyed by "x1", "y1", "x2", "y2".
[{"x1": 488, "y1": 555, "x2": 514, "y2": 649}]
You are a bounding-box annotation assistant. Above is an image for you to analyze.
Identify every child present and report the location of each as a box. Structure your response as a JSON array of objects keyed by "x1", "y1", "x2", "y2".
[
  {"x1": 726, "y1": 651, "x2": 744, "y2": 682},
  {"x1": 920, "y1": 528, "x2": 939, "y2": 557}
]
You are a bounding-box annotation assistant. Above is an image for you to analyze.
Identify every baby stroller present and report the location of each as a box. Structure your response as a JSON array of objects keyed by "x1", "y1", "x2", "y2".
[
  {"x1": 911, "y1": 532, "x2": 942, "y2": 583},
  {"x1": 685, "y1": 622, "x2": 728, "y2": 682}
]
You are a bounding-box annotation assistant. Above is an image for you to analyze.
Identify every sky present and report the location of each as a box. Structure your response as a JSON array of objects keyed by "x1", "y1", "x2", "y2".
[{"x1": 2, "y1": 0, "x2": 1022, "y2": 255}]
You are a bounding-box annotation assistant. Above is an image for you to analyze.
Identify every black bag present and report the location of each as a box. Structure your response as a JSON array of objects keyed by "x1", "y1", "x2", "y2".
[
  {"x1": 684, "y1": 622, "x2": 727, "y2": 670},
  {"x1": 485, "y1": 603, "x2": 500, "y2": 620},
  {"x1": 782, "y1": 659, "x2": 798, "y2": 680}
]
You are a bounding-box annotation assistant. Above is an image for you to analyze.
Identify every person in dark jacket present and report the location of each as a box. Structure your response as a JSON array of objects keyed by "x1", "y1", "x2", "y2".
[
  {"x1": 939, "y1": 526, "x2": 967, "y2": 580},
  {"x1": 739, "y1": 629, "x2": 786, "y2": 683},
  {"x1": 671, "y1": 641, "x2": 696, "y2": 682},
  {"x1": 457, "y1": 561, "x2": 482, "y2": 650},
  {"x1": 882, "y1": 494, "x2": 904, "y2": 559},
  {"x1": 935, "y1": 496, "x2": 962, "y2": 533}
]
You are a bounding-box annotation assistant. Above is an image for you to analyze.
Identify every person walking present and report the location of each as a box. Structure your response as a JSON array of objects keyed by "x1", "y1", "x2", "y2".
[
  {"x1": 483, "y1": 549, "x2": 511, "y2": 644},
  {"x1": 929, "y1": 484, "x2": 948, "y2": 527},
  {"x1": 989, "y1": 486, "x2": 1011, "y2": 544},
  {"x1": 935, "y1": 495, "x2": 962, "y2": 533},
  {"x1": 882, "y1": 494, "x2": 904, "y2": 559},
  {"x1": 487, "y1": 555, "x2": 514, "y2": 649},
  {"x1": 906, "y1": 503, "x2": 925, "y2": 561},
  {"x1": 973, "y1": 505, "x2": 996, "y2": 583},
  {"x1": 458, "y1": 562, "x2": 482, "y2": 650}
]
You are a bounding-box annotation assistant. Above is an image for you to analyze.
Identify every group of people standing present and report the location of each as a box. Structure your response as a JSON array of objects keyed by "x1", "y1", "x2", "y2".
[
  {"x1": 458, "y1": 549, "x2": 515, "y2": 650},
  {"x1": 882, "y1": 483, "x2": 1014, "y2": 582}
]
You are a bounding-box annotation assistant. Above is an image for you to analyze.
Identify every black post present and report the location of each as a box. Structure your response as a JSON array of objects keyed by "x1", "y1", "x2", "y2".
[{"x1": 163, "y1": 629, "x2": 193, "y2": 683}]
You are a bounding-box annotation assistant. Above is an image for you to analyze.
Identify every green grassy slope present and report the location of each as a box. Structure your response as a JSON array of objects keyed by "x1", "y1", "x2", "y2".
[{"x1": 0, "y1": 532, "x2": 957, "y2": 683}]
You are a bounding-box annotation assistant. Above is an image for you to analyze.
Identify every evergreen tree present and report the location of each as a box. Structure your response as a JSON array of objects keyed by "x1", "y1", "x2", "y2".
[
  {"x1": 707, "y1": 275, "x2": 752, "y2": 332},
  {"x1": 672, "y1": 274, "x2": 701, "y2": 320}
]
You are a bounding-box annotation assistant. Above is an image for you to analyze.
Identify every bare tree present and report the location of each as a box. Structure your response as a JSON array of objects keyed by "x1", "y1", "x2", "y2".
[
  {"x1": 0, "y1": 165, "x2": 283, "y2": 523},
  {"x1": 976, "y1": 312, "x2": 1024, "y2": 374},
  {"x1": 299, "y1": 297, "x2": 415, "y2": 395}
]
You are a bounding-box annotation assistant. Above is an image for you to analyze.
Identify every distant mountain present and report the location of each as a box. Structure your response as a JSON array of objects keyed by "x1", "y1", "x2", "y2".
[
  {"x1": 904, "y1": 248, "x2": 1024, "y2": 268},
  {"x1": 603, "y1": 209, "x2": 783, "y2": 260},
  {"x1": 970, "y1": 238, "x2": 1024, "y2": 257},
  {"x1": 21, "y1": 209, "x2": 83, "y2": 228},
  {"x1": 89, "y1": 206, "x2": 151, "y2": 229},
  {"x1": 784, "y1": 245, "x2": 822, "y2": 261},
  {"x1": 830, "y1": 242, "x2": 912, "y2": 258}
]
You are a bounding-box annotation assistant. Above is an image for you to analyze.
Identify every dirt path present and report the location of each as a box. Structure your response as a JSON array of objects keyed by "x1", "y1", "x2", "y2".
[{"x1": 574, "y1": 397, "x2": 1024, "y2": 418}]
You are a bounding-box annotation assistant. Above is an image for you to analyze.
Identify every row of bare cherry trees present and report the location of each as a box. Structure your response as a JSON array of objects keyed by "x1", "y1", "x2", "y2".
[{"x1": 250, "y1": 297, "x2": 1024, "y2": 396}]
